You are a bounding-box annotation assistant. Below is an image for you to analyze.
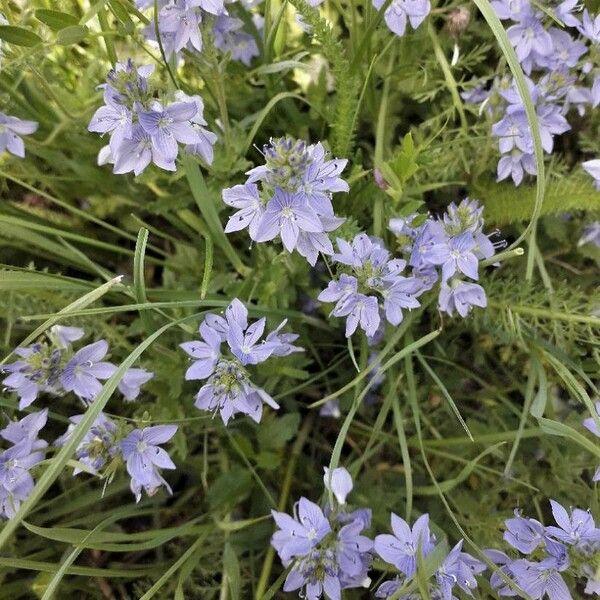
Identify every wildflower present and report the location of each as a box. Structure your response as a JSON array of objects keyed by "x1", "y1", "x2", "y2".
[
  {"x1": 271, "y1": 469, "x2": 373, "y2": 599},
  {"x1": 372, "y1": 0, "x2": 431, "y2": 38},
  {"x1": 60, "y1": 340, "x2": 116, "y2": 403},
  {"x1": 438, "y1": 280, "x2": 488, "y2": 318},
  {"x1": 181, "y1": 299, "x2": 299, "y2": 424},
  {"x1": 323, "y1": 467, "x2": 353, "y2": 506},
  {"x1": 545, "y1": 499, "x2": 600, "y2": 548},
  {"x1": 272, "y1": 497, "x2": 332, "y2": 561},
  {"x1": 223, "y1": 184, "x2": 265, "y2": 237},
  {"x1": 174, "y1": 91, "x2": 218, "y2": 162},
  {"x1": 88, "y1": 88, "x2": 133, "y2": 154},
  {"x1": 1, "y1": 343, "x2": 63, "y2": 409},
  {"x1": 582, "y1": 160, "x2": 600, "y2": 191},
  {"x1": 423, "y1": 232, "x2": 480, "y2": 282},
  {"x1": 1, "y1": 409, "x2": 48, "y2": 447},
  {"x1": 90, "y1": 63, "x2": 216, "y2": 175},
  {"x1": 435, "y1": 540, "x2": 486, "y2": 599},
  {"x1": 374, "y1": 513, "x2": 435, "y2": 577},
  {"x1": 320, "y1": 399, "x2": 341, "y2": 418},
  {"x1": 254, "y1": 189, "x2": 323, "y2": 253},
  {"x1": 319, "y1": 234, "x2": 421, "y2": 337},
  {"x1": 138, "y1": 101, "x2": 200, "y2": 162},
  {"x1": 497, "y1": 150, "x2": 537, "y2": 185},
  {"x1": 0, "y1": 112, "x2": 38, "y2": 158},
  {"x1": 56, "y1": 413, "x2": 119, "y2": 475},
  {"x1": 49, "y1": 325, "x2": 84, "y2": 350},
  {"x1": 491, "y1": 0, "x2": 533, "y2": 21},
  {"x1": 578, "y1": 10, "x2": 600, "y2": 44},
  {"x1": 119, "y1": 368, "x2": 154, "y2": 401},
  {"x1": 507, "y1": 15, "x2": 553, "y2": 71},
  {"x1": 504, "y1": 509, "x2": 546, "y2": 554},
  {"x1": 213, "y1": 15, "x2": 259, "y2": 66},
  {"x1": 223, "y1": 137, "x2": 348, "y2": 263},
  {"x1": 0, "y1": 440, "x2": 44, "y2": 495},
  {"x1": 120, "y1": 425, "x2": 178, "y2": 502},
  {"x1": 510, "y1": 553, "x2": 571, "y2": 600},
  {"x1": 180, "y1": 321, "x2": 222, "y2": 380}
]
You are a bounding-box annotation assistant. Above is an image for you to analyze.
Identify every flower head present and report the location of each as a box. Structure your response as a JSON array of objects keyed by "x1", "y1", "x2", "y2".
[
  {"x1": 0, "y1": 112, "x2": 38, "y2": 158},
  {"x1": 120, "y1": 425, "x2": 178, "y2": 502}
]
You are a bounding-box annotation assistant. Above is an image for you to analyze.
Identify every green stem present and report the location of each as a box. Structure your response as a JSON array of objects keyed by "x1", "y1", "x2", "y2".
[
  {"x1": 427, "y1": 22, "x2": 468, "y2": 132},
  {"x1": 255, "y1": 414, "x2": 314, "y2": 599},
  {"x1": 181, "y1": 154, "x2": 249, "y2": 276}
]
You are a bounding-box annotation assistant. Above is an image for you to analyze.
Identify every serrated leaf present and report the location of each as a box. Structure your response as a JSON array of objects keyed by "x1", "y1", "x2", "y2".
[
  {"x1": 0, "y1": 25, "x2": 42, "y2": 47},
  {"x1": 257, "y1": 413, "x2": 300, "y2": 451},
  {"x1": 35, "y1": 9, "x2": 78, "y2": 30},
  {"x1": 57, "y1": 25, "x2": 88, "y2": 45},
  {"x1": 474, "y1": 171, "x2": 600, "y2": 226}
]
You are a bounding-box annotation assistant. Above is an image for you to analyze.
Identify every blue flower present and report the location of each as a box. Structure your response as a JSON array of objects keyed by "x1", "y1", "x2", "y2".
[
  {"x1": 138, "y1": 101, "x2": 201, "y2": 162},
  {"x1": 120, "y1": 425, "x2": 177, "y2": 502},
  {"x1": 181, "y1": 299, "x2": 299, "y2": 424},
  {"x1": 60, "y1": 340, "x2": 117, "y2": 403},
  {"x1": 374, "y1": 513, "x2": 435, "y2": 577},
  {"x1": 254, "y1": 189, "x2": 324, "y2": 253},
  {"x1": 56, "y1": 412, "x2": 119, "y2": 475},
  {"x1": 0, "y1": 112, "x2": 38, "y2": 158},
  {"x1": 271, "y1": 470, "x2": 373, "y2": 600},
  {"x1": 372, "y1": 0, "x2": 431, "y2": 37},
  {"x1": 439, "y1": 280, "x2": 487, "y2": 317}
]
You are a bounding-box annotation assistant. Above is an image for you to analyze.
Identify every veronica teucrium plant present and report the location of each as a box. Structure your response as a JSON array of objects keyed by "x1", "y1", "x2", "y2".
[{"x1": 0, "y1": 0, "x2": 599, "y2": 597}]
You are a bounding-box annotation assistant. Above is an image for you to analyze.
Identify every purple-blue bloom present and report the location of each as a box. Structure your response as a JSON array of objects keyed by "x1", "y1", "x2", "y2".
[
  {"x1": 438, "y1": 280, "x2": 487, "y2": 317},
  {"x1": 224, "y1": 137, "x2": 348, "y2": 264},
  {"x1": 504, "y1": 509, "x2": 546, "y2": 554},
  {"x1": 1, "y1": 343, "x2": 63, "y2": 409},
  {"x1": 119, "y1": 368, "x2": 154, "y2": 401},
  {"x1": 120, "y1": 425, "x2": 177, "y2": 502},
  {"x1": 56, "y1": 412, "x2": 119, "y2": 476},
  {"x1": 319, "y1": 234, "x2": 421, "y2": 336},
  {"x1": 271, "y1": 469, "x2": 373, "y2": 599},
  {"x1": 372, "y1": 0, "x2": 431, "y2": 38},
  {"x1": 60, "y1": 340, "x2": 117, "y2": 403},
  {"x1": 0, "y1": 112, "x2": 38, "y2": 158},
  {"x1": 374, "y1": 513, "x2": 435, "y2": 577},
  {"x1": 181, "y1": 298, "x2": 300, "y2": 424}
]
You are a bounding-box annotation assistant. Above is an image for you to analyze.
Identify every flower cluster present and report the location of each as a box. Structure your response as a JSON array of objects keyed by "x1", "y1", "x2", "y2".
[
  {"x1": 180, "y1": 298, "x2": 302, "y2": 424},
  {"x1": 0, "y1": 410, "x2": 47, "y2": 519},
  {"x1": 318, "y1": 233, "x2": 422, "y2": 337},
  {"x1": 466, "y1": 1, "x2": 600, "y2": 186},
  {"x1": 88, "y1": 60, "x2": 217, "y2": 175},
  {"x1": 222, "y1": 137, "x2": 348, "y2": 265},
  {"x1": 371, "y1": 0, "x2": 431, "y2": 38},
  {"x1": 319, "y1": 198, "x2": 498, "y2": 337},
  {"x1": 142, "y1": 0, "x2": 259, "y2": 66},
  {"x1": 1, "y1": 325, "x2": 154, "y2": 408},
  {"x1": 57, "y1": 414, "x2": 178, "y2": 502},
  {"x1": 375, "y1": 513, "x2": 485, "y2": 599},
  {"x1": 271, "y1": 467, "x2": 373, "y2": 599},
  {"x1": 271, "y1": 467, "x2": 488, "y2": 600},
  {"x1": 487, "y1": 500, "x2": 600, "y2": 597},
  {"x1": 0, "y1": 112, "x2": 38, "y2": 158}
]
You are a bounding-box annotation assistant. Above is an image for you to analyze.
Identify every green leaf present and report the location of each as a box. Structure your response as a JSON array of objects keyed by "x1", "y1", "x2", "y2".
[
  {"x1": 538, "y1": 418, "x2": 600, "y2": 460},
  {"x1": 223, "y1": 544, "x2": 242, "y2": 600},
  {"x1": 35, "y1": 9, "x2": 78, "y2": 30},
  {"x1": 474, "y1": 172, "x2": 600, "y2": 226},
  {"x1": 257, "y1": 413, "x2": 301, "y2": 451},
  {"x1": 207, "y1": 468, "x2": 252, "y2": 511},
  {"x1": 0, "y1": 25, "x2": 43, "y2": 47},
  {"x1": 56, "y1": 25, "x2": 88, "y2": 45}
]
